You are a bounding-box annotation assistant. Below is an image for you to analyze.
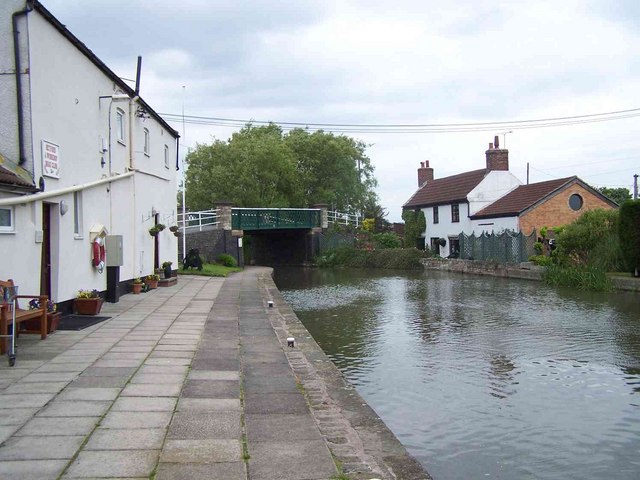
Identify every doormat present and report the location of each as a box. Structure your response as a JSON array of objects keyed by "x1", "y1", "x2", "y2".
[{"x1": 57, "y1": 315, "x2": 111, "y2": 331}]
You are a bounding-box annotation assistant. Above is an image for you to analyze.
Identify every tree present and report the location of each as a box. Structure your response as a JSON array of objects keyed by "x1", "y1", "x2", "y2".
[
  {"x1": 185, "y1": 124, "x2": 302, "y2": 210},
  {"x1": 184, "y1": 124, "x2": 377, "y2": 212},
  {"x1": 618, "y1": 200, "x2": 640, "y2": 276},
  {"x1": 598, "y1": 186, "x2": 631, "y2": 205}
]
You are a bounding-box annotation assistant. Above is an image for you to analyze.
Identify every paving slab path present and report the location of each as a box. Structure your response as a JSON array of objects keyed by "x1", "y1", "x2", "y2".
[{"x1": 0, "y1": 267, "x2": 430, "y2": 480}]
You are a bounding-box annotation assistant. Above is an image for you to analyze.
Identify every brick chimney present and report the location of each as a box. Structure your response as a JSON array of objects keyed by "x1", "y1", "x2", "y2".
[
  {"x1": 418, "y1": 160, "x2": 434, "y2": 186},
  {"x1": 485, "y1": 135, "x2": 509, "y2": 171}
]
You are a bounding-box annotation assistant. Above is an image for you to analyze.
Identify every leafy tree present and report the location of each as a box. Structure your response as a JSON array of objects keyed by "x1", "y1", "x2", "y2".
[
  {"x1": 598, "y1": 186, "x2": 631, "y2": 205},
  {"x1": 184, "y1": 124, "x2": 378, "y2": 212},
  {"x1": 618, "y1": 200, "x2": 640, "y2": 276},
  {"x1": 185, "y1": 124, "x2": 302, "y2": 210},
  {"x1": 402, "y1": 209, "x2": 426, "y2": 249}
]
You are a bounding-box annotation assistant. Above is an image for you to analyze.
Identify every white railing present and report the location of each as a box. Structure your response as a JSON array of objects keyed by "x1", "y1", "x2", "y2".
[
  {"x1": 327, "y1": 210, "x2": 361, "y2": 227},
  {"x1": 177, "y1": 209, "x2": 219, "y2": 231}
]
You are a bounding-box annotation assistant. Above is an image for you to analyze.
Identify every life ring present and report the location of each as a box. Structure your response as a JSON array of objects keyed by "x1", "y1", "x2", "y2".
[{"x1": 92, "y1": 237, "x2": 106, "y2": 273}]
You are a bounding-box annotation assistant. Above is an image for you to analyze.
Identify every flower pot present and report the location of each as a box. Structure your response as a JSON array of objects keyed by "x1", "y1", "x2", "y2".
[
  {"x1": 47, "y1": 312, "x2": 61, "y2": 333},
  {"x1": 132, "y1": 283, "x2": 143, "y2": 294},
  {"x1": 164, "y1": 266, "x2": 172, "y2": 279},
  {"x1": 74, "y1": 298, "x2": 103, "y2": 315},
  {"x1": 20, "y1": 311, "x2": 61, "y2": 334},
  {"x1": 146, "y1": 279, "x2": 158, "y2": 289}
]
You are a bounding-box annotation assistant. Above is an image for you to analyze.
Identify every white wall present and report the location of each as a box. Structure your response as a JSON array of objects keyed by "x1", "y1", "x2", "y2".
[
  {"x1": 422, "y1": 202, "x2": 471, "y2": 257},
  {"x1": 0, "y1": 7, "x2": 178, "y2": 303},
  {"x1": 467, "y1": 170, "x2": 522, "y2": 215}
]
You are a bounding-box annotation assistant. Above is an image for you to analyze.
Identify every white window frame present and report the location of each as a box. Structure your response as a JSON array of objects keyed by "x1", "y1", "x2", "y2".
[
  {"x1": 116, "y1": 108, "x2": 125, "y2": 144},
  {"x1": 143, "y1": 128, "x2": 150, "y2": 156},
  {"x1": 0, "y1": 206, "x2": 15, "y2": 233},
  {"x1": 73, "y1": 191, "x2": 83, "y2": 239},
  {"x1": 164, "y1": 144, "x2": 170, "y2": 169}
]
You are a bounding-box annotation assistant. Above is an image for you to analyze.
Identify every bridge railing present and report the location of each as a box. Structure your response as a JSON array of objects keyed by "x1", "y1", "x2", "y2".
[
  {"x1": 327, "y1": 210, "x2": 361, "y2": 228},
  {"x1": 232, "y1": 208, "x2": 321, "y2": 230},
  {"x1": 177, "y1": 209, "x2": 219, "y2": 231}
]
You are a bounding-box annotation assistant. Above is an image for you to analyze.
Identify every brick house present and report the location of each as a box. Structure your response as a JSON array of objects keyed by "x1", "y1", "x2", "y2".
[{"x1": 403, "y1": 138, "x2": 617, "y2": 257}]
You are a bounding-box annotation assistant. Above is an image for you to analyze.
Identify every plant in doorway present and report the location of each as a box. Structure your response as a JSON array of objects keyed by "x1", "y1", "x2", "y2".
[
  {"x1": 162, "y1": 261, "x2": 173, "y2": 279},
  {"x1": 74, "y1": 289, "x2": 103, "y2": 315}
]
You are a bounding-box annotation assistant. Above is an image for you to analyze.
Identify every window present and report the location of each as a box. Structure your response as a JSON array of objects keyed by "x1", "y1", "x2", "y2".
[
  {"x1": 433, "y1": 206, "x2": 439, "y2": 224},
  {"x1": 73, "y1": 191, "x2": 83, "y2": 237},
  {"x1": 0, "y1": 207, "x2": 14, "y2": 233},
  {"x1": 430, "y1": 237, "x2": 440, "y2": 251},
  {"x1": 164, "y1": 145, "x2": 169, "y2": 169},
  {"x1": 143, "y1": 128, "x2": 150, "y2": 156},
  {"x1": 451, "y1": 203, "x2": 460, "y2": 223},
  {"x1": 449, "y1": 237, "x2": 460, "y2": 257},
  {"x1": 116, "y1": 108, "x2": 125, "y2": 143},
  {"x1": 569, "y1": 194, "x2": 583, "y2": 211}
]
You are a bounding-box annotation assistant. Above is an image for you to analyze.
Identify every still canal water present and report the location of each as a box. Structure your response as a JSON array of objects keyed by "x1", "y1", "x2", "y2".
[{"x1": 273, "y1": 268, "x2": 640, "y2": 480}]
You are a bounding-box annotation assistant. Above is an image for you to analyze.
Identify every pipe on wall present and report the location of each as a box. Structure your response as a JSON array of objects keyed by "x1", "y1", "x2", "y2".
[{"x1": 12, "y1": 1, "x2": 34, "y2": 166}]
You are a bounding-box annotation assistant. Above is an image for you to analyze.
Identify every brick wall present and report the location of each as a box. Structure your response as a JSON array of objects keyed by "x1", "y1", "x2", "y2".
[
  {"x1": 179, "y1": 228, "x2": 243, "y2": 267},
  {"x1": 519, "y1": 184, "x2": 614, "y2": 235}
]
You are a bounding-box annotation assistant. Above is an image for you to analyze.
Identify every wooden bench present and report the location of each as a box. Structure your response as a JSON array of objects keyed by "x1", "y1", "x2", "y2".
[{"x1": 0, "y1": 279, "x2": 48, "y2": 354}]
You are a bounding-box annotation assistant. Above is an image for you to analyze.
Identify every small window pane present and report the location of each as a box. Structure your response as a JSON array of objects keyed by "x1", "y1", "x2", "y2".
[
  {"x1": 0, "y1": 208, "x2": 12, "y2": 228},
  {"x1": 73, "y1": 191, "x2": 82, "y2": 235},
  {"x1": 144, "y1": 129, "x2": 150, "y2": 155},
  {"x1": 116, "y1": 109, "x2": 125, "y2": 142},
  {"x1": 164, "y1": 145, "x2": 169, "y2": 168},
  {"x1": 569, "y1": 194, "x2": 583, "y2": 211}
]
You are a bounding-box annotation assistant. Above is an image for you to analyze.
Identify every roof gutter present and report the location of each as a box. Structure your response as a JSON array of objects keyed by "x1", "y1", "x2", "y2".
[
  {"x1": 12, "y1": 0, "x2": 34, "y2": 166},
  {"x1": 0, "y1": 171, "x2": 134, "y2": 206}
]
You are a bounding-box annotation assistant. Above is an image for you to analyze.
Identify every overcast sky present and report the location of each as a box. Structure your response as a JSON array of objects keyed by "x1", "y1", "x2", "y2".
[{"x1": 45, "y1": 0, "x2": 640, "y2": 221}]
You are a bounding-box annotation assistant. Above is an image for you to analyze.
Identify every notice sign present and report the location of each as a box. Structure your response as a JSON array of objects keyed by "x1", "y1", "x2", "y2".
[{"x1": 41, "y1": 140, "x2": 60, "y2": 178}]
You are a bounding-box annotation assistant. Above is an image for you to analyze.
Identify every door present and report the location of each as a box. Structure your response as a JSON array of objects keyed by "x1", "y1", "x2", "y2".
[{"x1": 40, "y1": 203, "x2": 51, "y2": 297}]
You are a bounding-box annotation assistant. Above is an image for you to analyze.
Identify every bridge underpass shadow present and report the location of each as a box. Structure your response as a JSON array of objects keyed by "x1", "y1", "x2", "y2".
[{"x1": 246, "y1": 229, "x2": 317, "y2": 266}]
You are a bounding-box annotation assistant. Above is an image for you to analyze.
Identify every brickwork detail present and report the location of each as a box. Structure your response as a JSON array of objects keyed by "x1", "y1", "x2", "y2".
[{"x1": 519, "y1": 185, "x2": 614, "y2": 235}]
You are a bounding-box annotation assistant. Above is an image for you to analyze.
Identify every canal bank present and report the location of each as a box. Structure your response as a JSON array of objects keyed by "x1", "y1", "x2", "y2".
[{"x1": 422, "y1": 258, "x2": 640, "y2": 292}]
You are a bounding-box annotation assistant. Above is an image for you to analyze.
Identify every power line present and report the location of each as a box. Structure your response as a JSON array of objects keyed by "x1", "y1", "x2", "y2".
[{"x1": 159, "y1": 107, "x2": 640, "y2": 134}]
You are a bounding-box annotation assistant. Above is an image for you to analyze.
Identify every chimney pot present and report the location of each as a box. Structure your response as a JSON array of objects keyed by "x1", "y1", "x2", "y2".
[
  {"x1": 417, "y1": 160, "x2": 434, "y2": 187},
  {"x1": 485, "y1": 140, "x2": 509, "y2": 171},
  {"x1": 489, "y1": 143, "x2": 493, "y2": 149},
  {"x1": 494, "y1": 135, "x2": 500, "y2": 149}
]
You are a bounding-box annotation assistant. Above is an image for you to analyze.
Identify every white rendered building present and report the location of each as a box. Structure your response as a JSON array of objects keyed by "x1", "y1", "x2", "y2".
[{"x1": 0, "y1": 1, "x2": 180, "y2": 308}]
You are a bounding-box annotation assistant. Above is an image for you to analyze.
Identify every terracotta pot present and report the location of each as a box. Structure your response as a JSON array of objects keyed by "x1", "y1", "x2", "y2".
[
  {"x1": 74, "y1": 298, "x2": 103, "y2": 315},
  {"x1": 146, "y1": 279, "x2": 158, "y2": 289},
  {"x1": 132, "y1": 283, "x2": 143, "y2": 294},
  {"x1": 20, "y1": 311, "x2": 61, "y2": 334}
]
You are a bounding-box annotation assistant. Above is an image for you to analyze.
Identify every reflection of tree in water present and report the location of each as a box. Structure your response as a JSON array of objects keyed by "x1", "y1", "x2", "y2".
[{"x1": 488, "y1": 354, "x2": 518, "y2": 399}]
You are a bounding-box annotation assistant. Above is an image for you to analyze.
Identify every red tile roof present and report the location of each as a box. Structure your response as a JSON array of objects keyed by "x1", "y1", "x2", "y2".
[
  {"x1": 0, "y1": 164, "x2": 36, "y2": 190},
  {"x1": 471, "y1": 177, "x2": 574, "y2": 219},
  {"x1": 403, "y1": 169, "x2": 488, "y2": 208}
]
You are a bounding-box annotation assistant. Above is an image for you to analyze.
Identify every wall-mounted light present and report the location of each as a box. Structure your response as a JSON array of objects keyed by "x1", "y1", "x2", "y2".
[{"x1": 60, "y1": 200, "x2": 69, "y2": 216}]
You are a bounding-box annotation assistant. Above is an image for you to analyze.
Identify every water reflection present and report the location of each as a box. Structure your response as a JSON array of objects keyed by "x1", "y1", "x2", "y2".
[{"x1": 274, "y1": 267, "x2": 640, "y2": 480}]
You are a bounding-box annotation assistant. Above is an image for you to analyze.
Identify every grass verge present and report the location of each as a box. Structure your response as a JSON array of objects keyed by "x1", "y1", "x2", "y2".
[{"x1": 178, "y1": 263, "x2": 242, "y2": 277}]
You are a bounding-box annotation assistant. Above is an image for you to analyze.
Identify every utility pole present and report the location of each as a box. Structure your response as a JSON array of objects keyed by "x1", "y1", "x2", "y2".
[{"x1": 634, "y1": 174, "x2": 638, "y2": 200}]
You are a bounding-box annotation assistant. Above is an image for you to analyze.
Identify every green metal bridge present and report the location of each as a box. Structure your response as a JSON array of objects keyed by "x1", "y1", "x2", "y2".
[{"x1": 231, "y1": 208, "x2": 321, "y2": 230}]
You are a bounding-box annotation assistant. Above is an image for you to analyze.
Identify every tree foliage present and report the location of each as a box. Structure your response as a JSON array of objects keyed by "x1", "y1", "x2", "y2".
[
  {"x1": 402, "y1": 209, "x2": 426, "y2": 249},
  {"x1": 618, "y1": 199, "x2": 640, "y2": 276},
  {"x1": 598, "y1": 186, "x2": 631, "y2": 205},
  {"x1": 184, "y1": 124, "x2": 378, "y2": 212}
]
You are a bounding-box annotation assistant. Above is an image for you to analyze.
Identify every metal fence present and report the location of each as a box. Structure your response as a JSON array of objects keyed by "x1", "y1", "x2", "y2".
[
  {"x1": 459, "y1": 230, "x2": 537, "y2": 263},
  {"x1": 177, "y1": 209, "x2": 219, "y2": 231},
  {"x1": 319, "y1": 232, "x2": 356, "y2": 252},
  {"x1": 327, "y1": 210, "x2": 361, "y2": 228}
]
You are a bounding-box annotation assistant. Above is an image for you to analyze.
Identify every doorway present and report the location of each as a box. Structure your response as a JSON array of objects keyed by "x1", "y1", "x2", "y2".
[{"x1": 40, "y1": 203, "x2": 51, "y2": 298}]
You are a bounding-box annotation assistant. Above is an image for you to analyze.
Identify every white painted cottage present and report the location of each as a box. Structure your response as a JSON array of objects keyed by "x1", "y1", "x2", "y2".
[{"x1": 0, "y1": 0, "x2": 180, "y2": 309}]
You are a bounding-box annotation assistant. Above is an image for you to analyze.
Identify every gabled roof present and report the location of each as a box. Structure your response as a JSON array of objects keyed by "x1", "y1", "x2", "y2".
[
  {"x1": 32, "y1": 1, "x2": 179, "y2": 141},
  {"x1": 470, "y1": 176, "x2": 617, "y2": 219},
  {"x1": 403, "y1": 169, "x2": 488, "y2": 208}
]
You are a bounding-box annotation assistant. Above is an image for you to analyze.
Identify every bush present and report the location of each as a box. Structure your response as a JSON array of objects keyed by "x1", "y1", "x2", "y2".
[
  {"x1": 315, "y1": 246, "x2": 425, "y2": 269},
  {"x1": 618, "y1": 200, "x2": 640, "y2": 276},
  {"x1": 534, "y1": 241, "x2": 543, "y2": 255},
  {"x1": 373, "y1": 232, "x2": 401, "y2": 249},
  {"x1": 402, "y1": 209, "x2": 426, "y2": 249},
  {"x1": 216, "y1": 253, "x2": 237, "y2": 267},
  {"x1": 528, "y1": 255, "x2": 552, "y2": 266}
]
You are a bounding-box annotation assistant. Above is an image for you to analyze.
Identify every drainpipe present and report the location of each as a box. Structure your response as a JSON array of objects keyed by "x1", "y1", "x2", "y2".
[
  {"x1": 129, "y1": 95, "x2": 139, "y2": 275},
  {"x1": 12, "y1": 1, "x2": 34, "y2": 166}
]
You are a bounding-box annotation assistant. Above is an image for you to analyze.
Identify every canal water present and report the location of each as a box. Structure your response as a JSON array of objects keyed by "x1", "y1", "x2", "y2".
[{"x1": 273, "y1": 268, "x2": 640, "y2": 480}]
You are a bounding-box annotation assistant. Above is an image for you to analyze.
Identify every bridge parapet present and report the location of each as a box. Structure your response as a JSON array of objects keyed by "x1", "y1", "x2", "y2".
[{"x1": 231, "y1": 208, "x2": 321, "y2": 230}]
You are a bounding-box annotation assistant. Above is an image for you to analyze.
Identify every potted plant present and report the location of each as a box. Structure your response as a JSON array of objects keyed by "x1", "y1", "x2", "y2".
[
  {"x1": 169, "y1": 225, "x2": 179, "y2": 233},
  {"x1": 162, "y1": 261, "x2": 173, "y2": 279},
  {"x1": 131, "y1": 278, "x2": 144, "y2": 294},
  {"x1": 155, "y1": 267, "x2": 165, "y2": 279},
  {"x1": 148, "y1": 223, "x2": 166, "y2": 237},
  {"x1": 74, "y1": 289, "x2": 103, "y2": 315},
  {"x1": 145, "y1": 274, "x2": 160, "y2": 289},
  {"x1": 24, "y1": 298, "x2": 60, "y2": 334}
]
